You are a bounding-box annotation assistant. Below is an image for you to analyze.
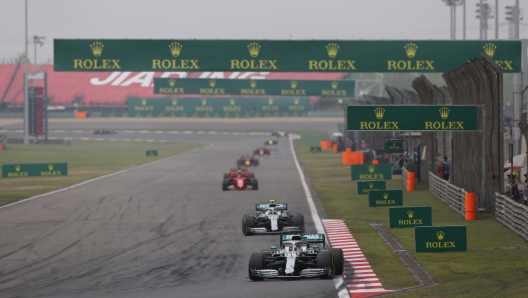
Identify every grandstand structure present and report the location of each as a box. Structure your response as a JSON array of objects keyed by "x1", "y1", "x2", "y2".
[{"x1": 0, "y1": 63, "x2": 350, "y2": 114}]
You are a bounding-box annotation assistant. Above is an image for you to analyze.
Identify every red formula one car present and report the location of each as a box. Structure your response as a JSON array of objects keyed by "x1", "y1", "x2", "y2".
[
  {"x1": 222, "y1": 168, "x2": 259, "y2": 190},
  {"x1": 253, "y1": 147, "x2": 271, "y2": 156},
  {"x1": 237, "y1": 154, "x2": 260, "y2": 167}
]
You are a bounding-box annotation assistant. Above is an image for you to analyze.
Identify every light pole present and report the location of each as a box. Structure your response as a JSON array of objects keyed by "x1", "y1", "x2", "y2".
[
  {"x1": 476, "y1": 0, "x2": 494, "y2": 39},
  {"x1": 443, "y1": 0, "x2": 464, "y2": 40},
  {"x1": 23, "y1": 0, "x2": 28, "y2": 144}
]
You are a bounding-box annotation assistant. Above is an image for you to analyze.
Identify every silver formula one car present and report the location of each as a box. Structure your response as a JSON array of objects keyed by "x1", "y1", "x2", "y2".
[
  {"x1": 248, "y1": 234, "x2": 344, "y2": 280},
  {"x1": 242, "y1": 200, "x2": 304, "y2": 235}
]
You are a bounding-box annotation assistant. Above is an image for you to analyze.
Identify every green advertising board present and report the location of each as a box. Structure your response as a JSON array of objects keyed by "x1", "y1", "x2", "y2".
[
  {"x1": 368, "y1": 190, "x2": 403, "y2": 207},
  {"x1": 385, "y1": 140, "x2": 404, "y2": 154},
  {"x1": 347, "y1": 105, "x2": 478, "y2": 131},
  {"x1": 415, "y1": 226, "x2": 467, "y2": 252},
  {"x1": 389, "y1": 206, "x2": 432, "y2": 228},
  {"x1": 54, "y1": 39, "x2": 521, "y2": 73},
  {"x1": 146, "y1": 150, "x2": 158, "y2": 156},
  {"x1": 351, "y1": 164, "x2": 392, "y2": 180},
  {"x1": 126, "y1": 97, "x2": 310, "y2": 118},
  {"x1": 310, "y1": 146, "x2": 322, "y2": 153},
  {"x1": 2, "y1": 163, "x2": 68, "y2": 178},
  {"x1": 356, "y1": 180, "x2": 386, "y2": 195},
  {"x1": 154, "y1": 78, "x2": 354, "y2": 97}
]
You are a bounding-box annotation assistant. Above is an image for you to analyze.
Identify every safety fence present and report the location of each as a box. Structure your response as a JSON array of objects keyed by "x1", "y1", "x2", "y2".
[
  {"x1": 428, "y1": 172, "x2": 466, "y2": 216},
  {"x1": 495, "y1": 194, "x2": 528, "y2": 242}
]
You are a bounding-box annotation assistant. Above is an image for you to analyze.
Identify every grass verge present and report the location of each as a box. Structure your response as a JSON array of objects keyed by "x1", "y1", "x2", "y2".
[
  {"x1": 0, "y1": 140, "x2": 203, "y2": 207},
  {"x1": 295, "y1": 132, "x2": 528, "y2": 297}
]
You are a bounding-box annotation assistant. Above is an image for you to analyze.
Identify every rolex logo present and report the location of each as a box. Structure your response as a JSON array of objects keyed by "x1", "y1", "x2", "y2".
[
  {"x1": 141, "y1": 99, "x2": 147, "y2": 105},
  {"x1": 90, "y1": 42, "x2": 104, "y2": 57},
  {"x1": 230, "y1": 98, "x2": 235, "y2": 105},
  {"x1": 247, "y1": 42, "x2": 261, "y2": 57},
  {"x1": 326, "y1": 43, "x2": 339, "y2": 58},
  {"x1": 172, "y1": 99, "x2": 178, "y2": 105},
  {"x1": 331, "y1": 81, "x2": 338, "y2": 89},
  {"x1": 15, "y1": 165, "x2": 21, "y2": 172},
  {"x1": 169, "y1": 42, "x2": 183, "y2": 57},
  {"x1": 374, "y1": 107, "x2": 385, "y2": 120},
  {"x1": 436, "y1": 231, "x2": 445, "y2": 241},
  {"x1": 294, "y1": 98, "x2": 299, "y2": 105},
  {"x1": 202, "y1": 98, "x2": 207, "y2": 106},
  {"x1": 369, "y1": 183, "x2": 374, "y2": 188},
  {"x1": 209, "y1": 80, "x2": 216, "y2": 88},
  {"x1": 250, "y1": 80, "x2": 257, "y2": 88},
  {"x1": 439, "y1": 107, "x2": 450, "y2": 119},
  {"x1": 393, "y1": 142, "x2": 397, "y2": 146},
  {"x1": 368, "y1": 165, "x2": 375, "y2": 173},
  {"x1": 483, "y1": 43, "x2": 496, "y2": 58},
  {"x1": 383, "y1": 193, "x2": 389, "y2": 199},
  {"x1": 268, "y1": 98, "x2": 274, "y2": 105},
  {"x1": 290, "y1": 81, "x2": 298, "y2": 89},
  {"x1": 404, "y1": 43, "x2": 418, "y2": 58},
  {"x1": 407, "y1": 210, "x2": 414, "y2": 219},
  {"x1": 168, "y1": 79, "x2": 176, "y2": 87},
  {"x1": 48, "y1": 164, "x2": 54, "y2": 171}
]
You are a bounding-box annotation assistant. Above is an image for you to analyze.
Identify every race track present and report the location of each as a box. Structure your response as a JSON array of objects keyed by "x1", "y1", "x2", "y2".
[{"x1": 0, "y1": 131, "x2": 338, "y2": 298}]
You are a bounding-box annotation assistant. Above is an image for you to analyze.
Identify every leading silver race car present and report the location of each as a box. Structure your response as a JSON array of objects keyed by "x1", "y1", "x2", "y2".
[
  {"x1": 242, "y1": 200, "x2": 304, "y2": 235},
  {"x1": 248, "y1": 234, "x2": 344, "y2": 280}
]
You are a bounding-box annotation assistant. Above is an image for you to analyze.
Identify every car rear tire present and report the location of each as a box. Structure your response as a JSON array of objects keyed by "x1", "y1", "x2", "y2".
[
  {"x1": 292, "y1": 213, "x2": 304, "y2": 232},
  {"x1": 223, "y1": 173, "x2": 228, "y2": 179},
  {"x1": 243, "y1": 214, "x2": 255, "y2": 235},
  {"x1": 329, "y1": 248, "x2": 344, "y2": 275},
  {"x1": 250, "y1": 173, "x2": 255, "y2": 178},
  {"x1": 317, "y1": 251, "x2": 335, "y2": 279},
  {"x1": 248, "y1": 252, "x2": 265, "y2": 281},
  {"x1": 251, "y1": 178, "x2": 259, "y2": 190},
  {"x1": 222, "y1": 178, "x2": 230, "y2": 191}
]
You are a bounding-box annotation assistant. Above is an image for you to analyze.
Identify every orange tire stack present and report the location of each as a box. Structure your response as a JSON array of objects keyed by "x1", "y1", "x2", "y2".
[
  {"x1": 372, "y1": 159, "x2": 379, "y2": 164},
  {"x1": 407, "y1": 172, "x2": 415, "y2": 191},
  {"x1": 342, "y1": 151, "x2": 364, "y2": 165},
  {"x1": 320, "y1": 140, "x2": 332, "y2": 149},
  {"x1": 465, "y1": 192, "x2": 477, "y2": 220}
]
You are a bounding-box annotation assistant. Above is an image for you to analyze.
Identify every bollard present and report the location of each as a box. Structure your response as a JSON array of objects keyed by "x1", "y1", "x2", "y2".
[
  {"x1": 465, "y1": 192, "x2": 477, "y2": 220},
  {"x1": 333, "y1": 143, "x2": 338, "y2": 153},
  {"x1": 407, "y1": 171, "x2": 415, "y2": 191}
]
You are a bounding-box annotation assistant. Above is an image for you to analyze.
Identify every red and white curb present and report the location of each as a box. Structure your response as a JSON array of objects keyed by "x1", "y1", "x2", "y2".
[{"x1": 323, "y1": 219, "x2": 393, "y2": 298}]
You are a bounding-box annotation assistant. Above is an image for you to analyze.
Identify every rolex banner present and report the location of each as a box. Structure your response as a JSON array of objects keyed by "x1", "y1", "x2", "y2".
[
  {"x1": 154, "y1": 78, "x2": 355, "y2": 97},
  {"x1": 385, "y1": 140, "x2": 404, "y2": 154},
  {"x1": 351, "y1": 164, "x2": 392, "y2": 180},
  {"x1": 389, "y1": 206, "x2": 432, "y2": 228},
  {"x1": 357, "y1": 180, "x2": 386, "y2": 195},
  {"x1": 2, "y1": 163, "x2": 68, "y2": 178},
  {"x1": 54, "y1": 39, "x2": 521, "y2": 73},
  {"x1": 123, "y1": 97, "x2": 310, "y2": 118},
  {"x1": 415, "y1": 226, "x2": 467, "y2": 252},
  {"x1": 146, "y1": 150, "x2": 158, "y2": 156},
  {"x1": 368, "y1": 190, "x2": 403, "y2": 207},
  {"x1": 347, "y1": 105, "x2": 478, "y2": 131}
]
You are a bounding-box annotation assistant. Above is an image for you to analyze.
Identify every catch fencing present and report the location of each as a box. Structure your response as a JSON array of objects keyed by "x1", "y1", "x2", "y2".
[
  {"x1": 495, "y1": 194, "x2": 528, "y2": 242},
  {"x1": 428, "y1": 172, "x2": 466, "y2": 216}
]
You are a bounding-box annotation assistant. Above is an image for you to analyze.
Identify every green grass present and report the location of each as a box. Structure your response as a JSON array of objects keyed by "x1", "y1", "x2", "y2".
[
  {"x1": 295, "y1": 132, "x2": 528, "y2": 297},
  {"x1": 0, "y1": 140, "x2": 203, "y2": 207}
]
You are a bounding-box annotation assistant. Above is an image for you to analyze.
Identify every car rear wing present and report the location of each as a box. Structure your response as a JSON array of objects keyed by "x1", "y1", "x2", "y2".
[
  {"x1": 256, "y1": 203, "x2": 287, "y2": 211},
  {"x1": 280, "y1": 234, "x2": 325, "y2": 245}
]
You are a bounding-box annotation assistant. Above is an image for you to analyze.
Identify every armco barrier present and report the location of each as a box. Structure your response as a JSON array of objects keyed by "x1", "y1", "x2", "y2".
[
  {"x1": 495, "y1": 194, "x2": 528, "y2": 242},
  {"x1": 428, "y1": 172, "x2": 466, "y2": 216}
]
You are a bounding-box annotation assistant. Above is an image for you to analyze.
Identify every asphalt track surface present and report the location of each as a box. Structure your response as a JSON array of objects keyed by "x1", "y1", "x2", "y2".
[{"x1": 0, "y1": 130, "x2": 339, "y2": 298}]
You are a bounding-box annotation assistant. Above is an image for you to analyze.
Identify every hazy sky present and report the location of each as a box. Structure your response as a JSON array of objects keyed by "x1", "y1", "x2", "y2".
[{"x1": 1, "y1": 0, "x2": 528, "y2": 62}]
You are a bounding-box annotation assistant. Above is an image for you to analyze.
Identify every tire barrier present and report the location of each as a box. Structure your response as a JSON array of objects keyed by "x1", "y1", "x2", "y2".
[
  {"x1": 495, "y1": 194, "x2": 528, "y2": 242},
  {"x1": 428, "y1": 172, "x2": 466, "y2": 217},
  {"x1": 465, "y1": 192, "x2": 477, "y2": 220},
  {"x1": 407, "y1": 171, "x2": 416, "y2": 191},
  {"x1": 320, "y1": 140, "x2": 332, "y2": 149},
  {"x1": 342, "y1": 151, "x2": 364, "y2": 165}
]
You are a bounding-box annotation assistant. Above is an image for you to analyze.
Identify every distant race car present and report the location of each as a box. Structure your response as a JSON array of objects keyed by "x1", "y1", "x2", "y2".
[
  {"x1": 271, "y1": 131, "x2": 288, "y2": 138},
  {"x1": 247, "y1": 233, "x2": 344, "y2": 280},
  {"x1": 265, "y1": 139, "x2": 278, "y2": 145},
  {"x1": 253, "y1": 147, "x2": 271, "y2": 156},
  {"x1": 237, "y1": 155, "x2": 260, "y2": 167},
  {"x1": 93, "y1": 129, "x2": 116, "y2": 134},
  {"x1": 222, "y1": 168, "x2": 258, "y2": 191},
  {"x1": 242, "y1": 200, "x2": 304, "y2": 235}
]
